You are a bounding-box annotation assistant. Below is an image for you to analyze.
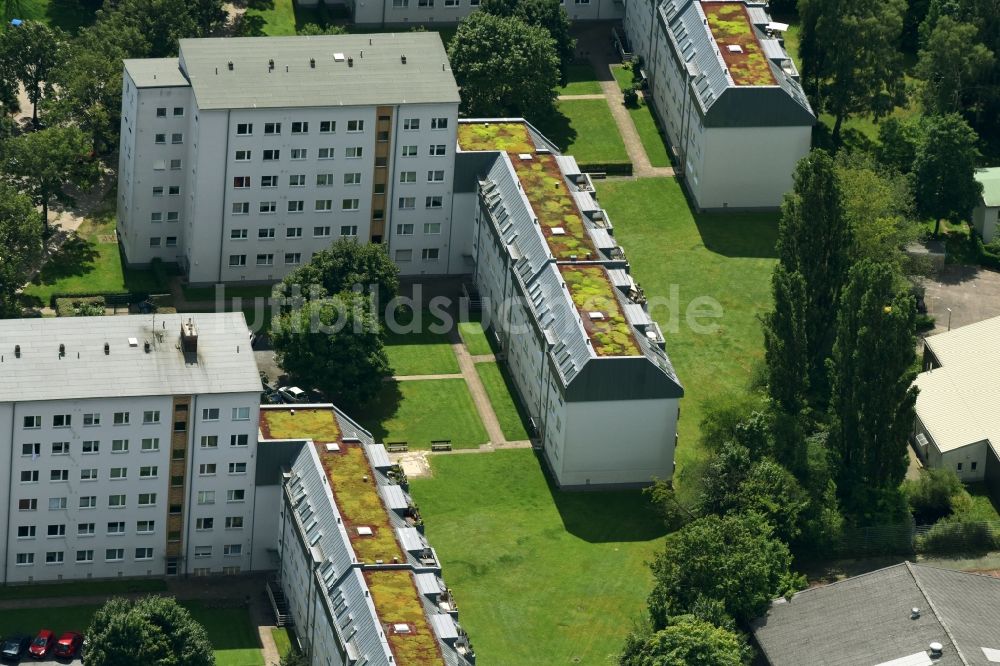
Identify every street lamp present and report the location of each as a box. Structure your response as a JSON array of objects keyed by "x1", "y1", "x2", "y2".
[{"x1": 947, "y1": 308, "x2": 953, "y2": 331}]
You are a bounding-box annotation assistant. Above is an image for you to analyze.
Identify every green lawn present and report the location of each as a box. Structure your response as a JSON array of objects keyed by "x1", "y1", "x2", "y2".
[
  {"x1": 611, "y1": 63, "x2": 637, "y2": 91},
  {"x1": 558, "y1": 62, "x2": 602, "y2": 96},
  {"x1": 628, "y1": 98, "x2": 671, "y2": 167},
  {"x1": 536, "y1": 100, "x2": 630, "y2": 167},
  {"x1": 271, "y1": 627, "x2": 295, "y2": 658},
  {"x1": 458, "y1": 317, "x2": 494, "y2": 356},
  {"x1": 0, "y1": 579, "x2": 165, "y2": 601},
  {"x1": 23, "y1": 215, "x2": 166, "y2": 305},
  {"x1": 597, "y1": 178, "x2": 779, "y2": 504},
  {"x1": 384, "y1": 309, "x2": 460, "y2": 375},
  {"x1": 354, "y1": 379, "x2": 489, "y2": 449},
  {"x1": 5, "y1": 0, "x2": 98, "y2": 32},
  {"x1": 410, "y1": 450, "x2": 666, "y2": 664},
  {"x1": 247, "y1": 0, "x2": 297, "y2": 35},
  {"x1": 475, "y1": 362, "x2": 531, "y2": 441}
]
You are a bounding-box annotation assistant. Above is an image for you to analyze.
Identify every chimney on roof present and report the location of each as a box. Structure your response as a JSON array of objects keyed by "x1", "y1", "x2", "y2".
[
  {"x1": 104, "y1": 342, "x2": 110, "y2": 355},
  {"x1": 911, "y1": 607, "x2": 920, "y2": 620},
  {"x1": 310, "y1": 58, "x2": 315, "y2": 68},
  {"x1": 14, "y1": 345, "x2": 20, "y2": 358},
  {"x1": 59, "y1": 343, "x2": 65, "y2": 358},
  {"x1": 348, "y1": 57, "x2": 354, "y2": 67},
  {"x1": 180, "y1": 318, "x2": 198, "y2": 354},
  {"x1": 401, "y1": 55, "x2": 407, "y2": 65},
  {"x1": 929, "y1": 642, "x2": 943, "y2": 658},
  {"x1": 227, "y1": 61, "x2": 233, "y2": 71}
]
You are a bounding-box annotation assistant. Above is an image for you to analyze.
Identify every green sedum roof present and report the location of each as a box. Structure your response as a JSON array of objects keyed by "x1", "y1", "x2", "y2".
[{"x1": 976, "y1": 167, "x2": 1000, "y2": 207}]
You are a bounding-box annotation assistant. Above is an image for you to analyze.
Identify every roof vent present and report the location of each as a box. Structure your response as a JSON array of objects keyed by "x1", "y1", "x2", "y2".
[
  {"x1": 551, "y1": 227, "x2": 566, "y2": 236},
  {"x1": 930, "y1": 642, "x2": 943, "y2": 658},
  {"x1": 268, "y1": 58, "x2": 274, "y2": 71},
  {"x1": 14, "y1": 344, "x2": 20, "y2": 358},
  {"x1": 227, "y1": 61, "x2": 233, "y2": 71},
  {"x1": 356, "y1": 526, "x2": 373, "y2": 536},
  {"x1": 59, "y1": 343, "x2": 65, "y2": 358},
  {"x1": 144, "y1": 340, "x2": 151, "y2": 353},
  {"x1": 911, "y1": 607, "x2": 921, "y2": 620},
  {"x1": 401, "y1": 54, "x2": 407, "y2": 64},
  {"x1": 518, "y1": 153, "x2": 533, "y2": 160},
  {"x1": 310, "y1": 58, "x2": 315, "y2": 68},
  {"x1": 588, "y1": 311, "x2": 606, "y2": 321},
  {"x1": 128, "y1": 337, "x2": 138, "y2": 347},
  {"x1": 393, "y1": 624, "x2": 411, "y2": 634},
  {"x1": 104, "y1": 342, "x2": 110, "y2": 355},
  {"x1": 348, "y1": 57, "x2": 354, "y2": 68},
  {"x1": 727, "y1": 44, "x2": 743, "y2": 54},
  {"x1": 333, "y1": 53, "x2": 345, "y2": 62},
  {"x1": 325, "y1": 443, "x2": 340, "y2": 452}
]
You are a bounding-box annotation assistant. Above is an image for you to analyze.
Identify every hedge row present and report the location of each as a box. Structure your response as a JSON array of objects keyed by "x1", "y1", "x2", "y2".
[
  {"x1": 55, "y1": 296, "x2": 106, "y2": 318},
  {"x1": 579, "y1": 162, "x2": 633, "y2": 176},
  {"x1": 48, "y1": 291, "x2": 147, "y2": 309}
]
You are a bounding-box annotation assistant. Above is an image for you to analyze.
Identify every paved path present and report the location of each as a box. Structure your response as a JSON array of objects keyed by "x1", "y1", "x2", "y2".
[
  {"x1": 469, "y1": 353, "x2": 497, "y2": 363},
  {"x1": 449, "y1": 327, "x2": 507, "y2": 447}
]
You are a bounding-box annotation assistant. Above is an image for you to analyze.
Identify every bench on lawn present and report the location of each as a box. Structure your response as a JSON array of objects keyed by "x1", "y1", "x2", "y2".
[
  {"x1": 431, "y1": 440, "x2": 452, "y2": 452},
  {"x1": 386, "y1": 442, "x2": 408, "y2": 453}
]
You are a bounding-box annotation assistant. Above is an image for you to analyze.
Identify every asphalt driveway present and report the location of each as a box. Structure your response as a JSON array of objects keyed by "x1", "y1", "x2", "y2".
[{"x1": 921, "y1": 264, "x2": 1000, "y2": 336}]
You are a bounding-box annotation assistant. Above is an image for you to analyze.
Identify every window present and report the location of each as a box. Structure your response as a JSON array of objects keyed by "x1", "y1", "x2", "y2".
[
  {"x1": 21, "y1": 442, "x2": 39, "y2": 457},
  {"x1": 18, "y1": 526, "x2": 35, "y2": 539},
  {"x1": 112, "y1": 439, "x2": 129, "y2": 453},
  {"x1": 347, "y1": 120, "x2": 364, "y2": 132},
  {"x1": 138, "y1": 493, "x2": 156, "y2": 507},
  {"x1": 171, "y1": 475, "x2": 183, "y2": 487},
  {"x1": 425, "y1": 196, "x2": 443, "y2": 209},
  {"x1": 48, "y1": 497, "x2": 67, "y2": 510},
  {"x1": 136, "y1": 520, "x2": 155, "y2": 534},
  {"x1": 231, "y1": 229, "x2": 248, "y2": 241},
  {"x1": 422, "y1": 248, "x2": 440, "y2": 261},
  {"x1": 258, "y1": 227, "x2": 275, "y2": 240},
  {"x1": 168, "y1": 185, "x2": 180, "y2": 196},
  {"x1": 232, "y1": 202, "x2": 250, "y2": 215},
  {"x1": 50, "y1": 469, "x2": 69, "y2": 482},
  {"x1": 109, "y1": 494, "x2": 125, "y2": 508},
  {"x1": 170, "y1": 159, "x2": 182, "y2": 170},
  {"x1": 194, "y1": 546, "x2": 212, "y2": 559},
  {"x1": 396, "y1": 223, "x2": 414, "y2": 235},
  {"x1": 200, "y1": 435, "x2": 218, "y2": 449},
  {"x1": 23, "y1": 415, "x2": 41, "y2": 429},
  {"x1": 51, "y1": 442, "x2": 69, "y2": 455},
  {"x1": 263, "y1": 149, "x2": 280, "y2": 161},
  {"x1": 958, "y1": 462, "x2": 963, "y2": 471},
  {"x1": 424, "y1": 222, "x2": 442, "y2": 234},
  {"x1": 166, "y1": 236, "x2": 177, "y2": 248},
  {"x1": 341, "y1": 225, "x2": 358, "y2": 236},
  {"x1": 402, "y1": 145, "x2": 417, "y2": 157},
  {"x1": 233, "y1": 176, "x2": 250, "y2": 189},
  {"x1": 260, "y1": 201, "x2": 277, "y2": 214},
  {"x1": 78, "y1": 523, "x2": 95, "y2": 536},
  {"x1": 16, "y1": 554, "x2": 33, "y2": 566},
  {"x1": 264, "y1": 122, "x2": 281, "y2": 135},
  {"x1": 224, "y1": 544, "x2": 243, "y2": 557},
  {"x1": 256, "y1": 253, "x2": 274, "y2": 266},
  {"x1": 973, "y1": 461, "x2": 979, "y2": 471},
  {"x1": 342, "y1": 199, "x2": 360, "y2": 211},
  {"x1": 20, "y1": 470, "x2": 38, "y2": 483},
  {"x1": 236, "y1": 123, "x2": 253, "y2": 135},
  {"x1": 229, "y1": 462, "x2": 247, "y2": 475},
  {"x1": 107, "y1": 521, "x2": 126, "y2": 535},
  {"x1": 261, "y1": 175, "x2": 278, "y2": 188},
  {"x1": 141, "y1": 438, "x2": 159, "y2": 452},
  {"x1": 153, "y1": 212, "x2": 164, "y2": 224},
  {"x1": 112, "y1": 411, "x2": 130, "y2": 426},
  {"x1": 346, "y1": 146, "x2": 363, "y2": 158},
  {"x1": 430, "y1": 144, "x2": 447, "y2": 156},
  {"x1": 105, "y1": 548, "x2": 124, "y2": 562},
  {"x1": 344, "y1": 172, "x2": 362, "y2": 185},
  {"x1": 291, "y1": 148, "x2": 307, "y2": 160},
  {"x1": 227, "y1": 489, "x2": 246, "y2": 503},
  {"x1": 231, "y1": 434, "x2": 249, "y2": 447},
  {"x1": 403, "y1": 118, "x2": 420, "y2": 130},
  {"x1": 171, "y1": 133, "x2": 183, "y2": 144},
  {"x1": 169, "y1": 504, "x2": 182, "y2": 515},
  {"x1": 153, "y1": 186, "x2": 164, "y2": 197},
  {"x1": 85, "y1": 413, "x2": 102, "y2": 428},
  {"x1": 235, "y1": 150, "x2": 251, "y2": 161},
  {"x1": 140, "y1": 466, "x2": 158, "y2": 479},
  {"x1": 198, "y1": 491, "x2": 216, "y2": 505},
  {"x1": 150, "y1": 237, "x2": 162, "y2": 248},
  {"x1": 399, "y1": 171, "x2": 417, "y2": 183},
  {"x1": 282, "y1": 227, "x2": 301, "y2": 240},
  {"x1": 313, "y1": 226, "x2": 331, "y2": 237},
  {"x1": 285, "y1": 253, "x2": 302, "y2": 265},
  {"x1": 155, "y1": 133, "x2": 166, "y2": 144},
  {"x1": 199, "y1": 463, "x2": 217, "y2": 475},
  {"x1": 427, "y1": 170, "x2": 445, "y2": 182},
  {"x1": 173, "y1": 107, "x2": 184, "y2": 116},
  {"x1": 135, "y1": 548, "x2": 154, "y2": 561},
  {"x1": 394, "y1": 0, "x2": 410, "y2": 6},
  {"x1": 202, "y1": 408, "x2": 220, "y2": 421},
  {"x1": 76, "y1": 550, "x2": 94, "y2": 563},
  {"x1": 319, "y1": 120, "x2": 335, "y2": 133},
  {"x1": 315, "y1": 199, "x2": 333, "y2": 212},
  {"x1": 196, "y1": 518, "x2": 214, "y2": 531},
  {"x1": 80, "y1": 468, "x2": 98, "y2": 481},
  {"x1": 46, "y1": 551, "x2": 64, "y2": 564},
  {"x1": 83, "y1": 440, "x2": 99, "y2": 454},
  {"x1": 110, "y1": 467, "x2": 127, "y2": 480},
  {"x1": 229, "y1": 254, "x2": 247, "y2": 267},
  {"x1": 156, "y1": 107, "x2": 167, "y2": 117},
  {"x1": 431, "y1": 117, "x2": 449, "y2": 129},
  {"x1": 291, "y1": 121, "x2": 309, "y2": 134},
  {"x1": 47, "y1": 524, "x2": 66, "y2": 537},
  {"x1": 290, "y1": 174, "x2": 306, "y2": 187},
  {"x1": 395, "y1": 249, "x2": 413, "y2": 262},
  {"x1": 18, "y1": 499, "x2": 37, "y2": 511},
  {"x1": 419, "y1": 0, "x2": 434, "y2": 7},
  {"x1": 167, "y1": 211, "x2": 179, "y2": 222},
  {"x1": 231, "y1": 407, "x2": 250, "y2": 421},
  {"x1": 143, "y1": 410, "x2": 160, "y2": 424},
  {"x1": 398, "y1": 197, "x2": 415, "y2": 210},
  {"x1": 226, "y1": 516, "x2": 244, "y2": 529},
  {"x1": 318, "y1": 147, "x2": 334, "y2": 159},
  {"x1": 317, "y1": 173, "x2": 334, "y2": 186},
  {"x1": 79, "y1": 496, "x2": 96, "y2": 509},
  {"x1": 53, "y1": 414, "x2": 71, "y2": 428}
]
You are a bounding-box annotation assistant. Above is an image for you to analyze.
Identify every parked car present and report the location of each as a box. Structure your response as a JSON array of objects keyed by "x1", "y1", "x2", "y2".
[
  {"x1": 28, "y1": 630, "x2": 54, "y2": 659},
  {"x1": 0, "y1": 635, "x2": 29, "y2": 661},
  {"x1": 277, "y1": 386, "x2": 308, "y2": 403},
  {"x1": 262, "y1": 391, "x2": 282, "y2": 405},
  {"x1": 53, "y1": 632, "x2": 83, "y2": 660},
  {"x1": 308, "y1": 388, "x2": 328, "y2": 403}
]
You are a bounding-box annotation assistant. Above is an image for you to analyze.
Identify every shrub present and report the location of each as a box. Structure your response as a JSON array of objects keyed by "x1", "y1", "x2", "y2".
[
  {"x1": 904, "y1": 467, "x2": 963, "y2": 524},
  {"x1": 915, "y1": 314, "x2": 935, "y2": 332},
  {"x1": 918, "y1": 520, "x2": 1000, "y2": 555},
  {"x1": 623, "y1": 87, "x2": 639, "y2": 108},
  {"x1": 55, "y1": 296, "x2": 106, "y2": 317}
]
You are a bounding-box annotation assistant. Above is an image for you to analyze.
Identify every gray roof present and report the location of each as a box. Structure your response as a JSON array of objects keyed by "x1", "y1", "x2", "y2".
[
  {"x1": 657, "y1": 0, "x2": 814, "y2": 127},
  {"x1": 752, "y1": 562, "x2": 1000, "y2": 665},
  {"x1": 176, "y1": 33, "x2": 460, "y2": 110},
  {"x1": 123, "y1": 57, "x2": 188, "y2": 88},
  {"x1": 0, "y1": 313, "x2": 261, "y2": 403}
]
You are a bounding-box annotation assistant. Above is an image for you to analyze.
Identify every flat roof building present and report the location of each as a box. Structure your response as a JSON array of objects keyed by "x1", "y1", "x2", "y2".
[{"x1": 973, "y1": 167, "x2": 1000, "y2": 244}]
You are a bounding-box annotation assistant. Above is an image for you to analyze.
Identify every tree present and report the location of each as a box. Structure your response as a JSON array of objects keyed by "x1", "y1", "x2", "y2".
[
  {"x1": 3, "y1": 125, "x2": 99, "y2": 231},
  {"x1": 482, "y1": 0, "x2": 575, "y2": 85},
  {"x1": 647, "y1": 513, "x2": 798, "y2": 627},
  {"x1": 280, "y1": 238, "x2": 400, "y2": 310},
  {"x1": 916, "y1": 16, "x2": 994, "y2": 115},
  {"x1": 828, "y1": 260, "x2": 918, "y2": 513},
  {"x1": 762, "y1": 265, "x2": 809, "y2": 415},
  {"x1": 776, "y1": 150, "x2": 853, "y2": 406},
  {"x1": 903, "y1": 467, "x2": 963, "y2": 524},
  {"x1": 876, "y1": 116, "x2": 922, "y2": 175},
  {"x1": 0, "y1": 21, "x2": 68, "y2": 125},
  {"x1": 798, "y1": 0, "x2": 907, "y2": 143},
  {"x1": 0, "y1": 183, "x2": 43, "y2": 318},
  {"x1": 913, "y1": 113, "x2": 983, "y2": 234},
  {"x1": 271, "y1": 293, "x2": 390, "y2": 407},
  {"x1": 448, "y1": 12, "x2": 560, "y2": 118},
  {"x1": 619, "y1": 616, "x2": 748, "y2": 666},
  {"x1": 85, "y1": 596, "x2": 214, "y2": 666}
]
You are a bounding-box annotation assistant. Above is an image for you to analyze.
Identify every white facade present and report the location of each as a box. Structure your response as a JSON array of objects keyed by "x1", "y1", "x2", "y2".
[{"x1": 299, "y1": 0, "x2": 622, "y2": 27}]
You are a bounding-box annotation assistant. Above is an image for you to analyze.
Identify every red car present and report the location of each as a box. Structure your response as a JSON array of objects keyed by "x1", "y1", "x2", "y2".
[
  {"x1": 53, "y1": 632, "x2": 83, "y2": 659},
  {"x1": 28, "y1": 630, "x2": 54, "y2": 659}
]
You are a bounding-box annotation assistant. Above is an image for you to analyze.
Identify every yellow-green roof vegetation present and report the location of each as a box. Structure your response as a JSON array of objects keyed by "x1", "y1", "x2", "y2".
[
  {"x1": 365, "y1": 570, "x2": 444, "y2": 664},
  {"x1": 457, "y1": 122, "x2": 535, "y2": 154},
  {"x1": 560, "y1": 266, "x2": 641, "y2": 356},
  {"x1": 702, "y1": 2, "x2": 776, "y2": 86},
  {"x1": 259, "y1": 408, "x2": 341, "y2": 442}
]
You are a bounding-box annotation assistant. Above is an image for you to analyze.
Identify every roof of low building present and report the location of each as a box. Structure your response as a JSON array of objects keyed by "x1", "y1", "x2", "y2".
[
  {"x1": 752, "y1": 562, "x2": 1000, "y2": 666},
  {"x1": 975, "y1": 167, "x2": 1000, "y2": 207},
  {"x1": 913, "y1": 315, "x2": 1000, "y2": 453},
  {"x1": 175, "y1": 33, "x2": 460, "y2": 109},
  {"x1": 123, "y1": 57, "x2": 189, "y2": 88},
  {"x1": 0, "y1": 313, "x2": 261, "y2": 403}
]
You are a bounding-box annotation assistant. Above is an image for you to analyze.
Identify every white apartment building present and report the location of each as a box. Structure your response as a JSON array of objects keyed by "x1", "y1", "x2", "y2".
[
  {"x1": 624, "y1": 0, "x2": 814, "y2": 210},
  {"x1": 457, "y1": 120, "x2": 683, "y2": 487},
  {"x1": 297, "y1": 0, "x2": 622, "y2": 27},
  {"x1": 118, "y1": 33, "x2": 466, "y2": 284},
  {"x1": 0, "y1": 313, "x2": 262, "y2": 582}
]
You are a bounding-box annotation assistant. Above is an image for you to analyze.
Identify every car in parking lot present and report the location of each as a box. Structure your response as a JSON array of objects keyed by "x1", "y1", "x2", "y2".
[
  {"x1": 277, "y1": 386, "x2": 308, "y2": 403},
  {"x1": 28, "y1": 630, "x2": 54, "y2": 659},
  {"x1": 53, "y1": 632, "x2": 83, "y2": 660},
  {"x1": 0, "y1": 634, "x2": 29, "y2": 661}
]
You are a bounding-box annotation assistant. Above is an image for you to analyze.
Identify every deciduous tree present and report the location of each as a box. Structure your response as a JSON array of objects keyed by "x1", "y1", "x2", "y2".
[
  {"x1": 619, "y1": 616, "x2": 748, "y2": 666},
  {"x1": 0, "y1": 21, "x2": 68, "y2": 125},
  {"x1": 0, "y1": 183, "x2": 43, "y2": 318},
  {"x1": 85, "y1": 596, "x2": 214, "y2": 666},
  {"x1": 482, "y1": 0, "x2": 574, "y2": 85},
  {"x1": 916, "y1": 16, "x2": 994, "y2": 115},
  {"x1": 279, "y1": 238, "x2": 399, "y2": 309},
  {"x1": 762, "y1": 265, "x2": 809, "y2": 415},
  {"x1": 913, "y1": 113, "x2": 983, "y2": 233}
]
